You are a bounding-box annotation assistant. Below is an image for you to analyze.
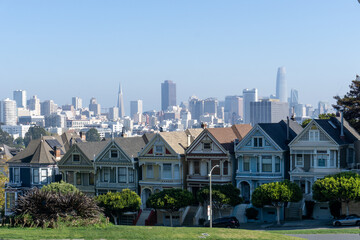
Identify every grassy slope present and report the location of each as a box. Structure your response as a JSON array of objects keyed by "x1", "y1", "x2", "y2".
[
  {"x1": 0, "y1": 225, "x2": 303, "y2": 240},
  {"x1": 273, "y1": 228, "x2": 360, "y2": 235}
]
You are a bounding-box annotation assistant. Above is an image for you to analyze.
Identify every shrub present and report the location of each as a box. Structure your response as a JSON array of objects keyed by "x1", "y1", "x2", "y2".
[
  {"x1": 41, "y1": 181, "x2": 79, "y2": 194},
  {"x1": 245, "y1": 207, "x2": 259, "y2": 220}
]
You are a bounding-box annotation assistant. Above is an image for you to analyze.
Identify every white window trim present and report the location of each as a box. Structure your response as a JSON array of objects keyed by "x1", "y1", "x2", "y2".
[
  {"x1": 253, "y1": 137, "x2": 264, "y2": 148},
  {"x1": 33, "y1": 168, "x2": 39, "y2": 184},
  {"x1": 295, "y1": 154, "x2": 304, "y2": 167},
  {"x1": 13, "y1": 167, "x2": 20, "y2": 183},
  {"x1": 309, "y1": 130, "x2": 319, "y2": 141},
  {"x1": 162, "y1": 163, "x2": 172, "y2": 179}
]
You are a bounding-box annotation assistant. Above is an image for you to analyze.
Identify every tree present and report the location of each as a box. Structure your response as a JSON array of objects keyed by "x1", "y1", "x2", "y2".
[
  {"x1": 301, "y1": 113, "x2": 336, "y2": 128},
  {"x1": 147, "y1": 188, "x2": 193, "y2": 227},
  {"x1": 41, "y1": 181, "x2": 79, "y2": 194},
  {"x1": 14, "y1": 137, "x2": 25, "y2": 147},
  {"x1": 24, "y1": 126, "x2": 49, "y2": 147},
  {"x1": 333, "y1": 76, "x2": 360, "y2": 132},
  {"x1": 0, "y1": 172, "x2": 8, "y2": 211},
  {"x1": 312, "y1": 172, "x2": 360, "y2": 216},
  {"x1": 197, "y1": 184, "x2": 242, "y2": 218},
  {"x1": 251, "y1": 180, "x2": 302, "y2": 225},
  {"x1": 96, "y1": 189, "x2": 141, "y2": 225},
  {"x1": 0, "y1": 128, "x2": 14, "y2": 145},
  {"x1": 86, "y1": 128, "x2": 100, "y2": 142}
]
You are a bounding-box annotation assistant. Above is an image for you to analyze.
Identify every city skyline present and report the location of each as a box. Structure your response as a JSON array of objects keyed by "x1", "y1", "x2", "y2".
[{"x1": 1, "y1": 1, "x2": 360, "y2": 111}]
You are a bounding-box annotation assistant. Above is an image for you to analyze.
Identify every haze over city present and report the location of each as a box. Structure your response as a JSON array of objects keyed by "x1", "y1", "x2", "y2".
[{"x1": 1, "y1": 1, "x2": 360, "y2": 113}]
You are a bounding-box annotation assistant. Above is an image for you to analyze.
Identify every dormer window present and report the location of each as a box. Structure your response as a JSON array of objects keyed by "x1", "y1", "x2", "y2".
[
  {"x1": 73, "y1": 154, "x2": 80, "y2": 162},
  {"x1": 111, "y1": 150, "x2": 118, "y2": 158},
  {"x1": 203, "y1": 142, "x2": 211, "y2": 150},
  {"x1": 309, "y1": 130, "x2": 319, "y2": 141},
  {"x1": 155, "y1": 146, "x2": 163, "y2": 155},
  {"x1": 253, "y1": 137, "x2": 263, "y2": 148}
]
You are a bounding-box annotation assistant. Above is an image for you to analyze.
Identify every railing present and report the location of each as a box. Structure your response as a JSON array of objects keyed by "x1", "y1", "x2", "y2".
[
  {"x1": 180, "y1": 206, "x2": 190, "y2": 226},
  {"x1": 145, "y1": 210, "x2": 157, "y2": 226},
  {"x1": 132, "y1": 209, "x2": 142, "y2": 225},
  {"x1": 236, "y1": 172, "x2": 282, "y2": 177},
  {"x1": 193, "y1": 205, "x2": 203, "y2": 226}
]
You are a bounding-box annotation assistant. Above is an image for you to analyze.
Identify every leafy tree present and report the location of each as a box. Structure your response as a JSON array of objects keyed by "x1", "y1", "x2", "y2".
[
  {"x1": 86, "y1": 128, "x2": 101, "y2": 142},
  {"x1": 147, "y1": 188, "x2": 193, "y2": 227},
  {"x1": 312, "y1": 172, "x2": 360, "y2": 216},
  {"x1": 333, "y1": 76, "x2": 360, "y2": 132},
  {"x1": 41, "y1": 181, "x2": 79, "y2": 194},
  {"x1": 301, "y1": 113, "x2": 337, "y2": 128},
  {"x1": 251, "y1": 180, "x2": 302, "y2": 225},
  {"x1": 197, "y1": 184, "x2": 242, "y2": 218},
  {"x1": 14, "y1": 137, "x2": 25, "y2": 147},
  {"x1": 0, "y1": 128, "x2": 14, "y2": 145},
  {"x1": 0, "y1": 172, "x2": 8, "y2": 211},
  {"x1": 24, "y1": 126, "x2": 49, "y2": 147},
  {"x1": 96, "y1": 189, "x2": 141, "y2": 225}
]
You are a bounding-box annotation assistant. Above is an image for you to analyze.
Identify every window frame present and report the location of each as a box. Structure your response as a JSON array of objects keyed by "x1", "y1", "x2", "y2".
[
  {"x1": 33, "y1": 168, "x2": 39, "y2": 184},
  {"x1": 72, "y1": 154, "x2": 80, "y2": 162},
  {"x1": 243, "y1": 157, "x2": 250, "y2": 172},
  {"x1": 253, "y1": 137, "x2": 263, "y2": 148},
  {"x1": 118, "y1": 167, "x2": 127, "y2": 183},
  {"x1": 295, "y1": 154, "x2": 304, "y2": 167},
  {"x1": 110, "y1": 149, "x2": 118, "y2": 158},
  {"x1": 261, "y1": 156, "x2": 272, "y2": 173},
  {"x1": 163, "y1": 163, "x2": 172, "y2": 179},
  {"x1": 146, "y1": 164, "x2": 154, "y2": 178}
]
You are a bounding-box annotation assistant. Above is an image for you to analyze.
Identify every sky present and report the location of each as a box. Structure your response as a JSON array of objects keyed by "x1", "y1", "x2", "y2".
[{"x1": 1, "y1": 0, "x2": 360, "y2": 114}]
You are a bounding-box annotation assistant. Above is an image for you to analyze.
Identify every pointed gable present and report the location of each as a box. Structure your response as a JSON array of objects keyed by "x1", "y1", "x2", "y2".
[{"x1": 186, "y1": 129, "x2": 228, "y2": 155}]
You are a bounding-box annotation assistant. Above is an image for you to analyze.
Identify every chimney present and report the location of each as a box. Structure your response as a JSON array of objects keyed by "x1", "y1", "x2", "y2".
[
  {"x1": 187, "y1": 134, "x2": 191, "y2": 147},
  {"x1": 340, "y1": 110, "x2": 345, "y2": 140},
  {"x1": 54, "y1": 146, "x2": 61, "y2": 159},
  {"x1": 80, "y1": 132, "x2": 86, "y2": 141},
  {"x1": 201, "y1": 122, "x2": 207, "y2": 129},
  {"x1": 287, "y1": 116, "x2": 290, "y2": 141}
]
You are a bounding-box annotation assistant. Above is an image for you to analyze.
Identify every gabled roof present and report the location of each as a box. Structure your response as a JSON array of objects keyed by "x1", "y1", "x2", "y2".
[
  {"x1": 9, "y1": 136, "x2": 66, "y2": 165},
  {"x1": 231, "y1": 124, "x2": 253, "y2": 140},
  {"x1": 114, "y1": 136, "x2": 147, "y2": 158},
  {"x1": 258, "y1": 120, "x2": 302, "y2": 150},
  {"x1": 158, "y1": 130, "x2": 202, "y2": 154},
  {"x1": 75, "y1": 140, "x2": 110, "y2": 161}
]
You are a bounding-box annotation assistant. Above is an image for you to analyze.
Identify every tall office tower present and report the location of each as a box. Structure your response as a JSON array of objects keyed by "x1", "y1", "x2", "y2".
[
  {"x1": 117, "y1": 84, "x2": 125, "y2": 118},
  {"x1": 188, "y1": 96, "x2": 204, "y2": 121},
  {"x1": 318, "y1": 101, "x2": 331, "y2": 114},
  {"x1": 89, "y1": 97, "x2": 101, "y2": 116},
  {"x1": 204, "y1": 98, "x2": 218, "y2": 117},
  {"x1": 108, "y1": 107, "x2": 119, "y2": 121},
  {"x1": 72, "y1": 97, "x2": 82, "y2": 110},
  {"x1": 13, "y1": 90, "x2": 27, "y2": 108},
  {"x1": 27, "y1": 95, "x2": 41, "y2": 116},
  {"x1": 243, "y1": 89, "x2": 258, "y2": 124},
  {"x1": 250, "y1": 99, "x2": 289, "y2": 126},
  {"x1": 130, "y1": 100, "x2": 143, "y2": 119},
  {"x1": 161, "y1": 80, "x2": 176, "y2": 111},
  {"x1": 276, "y1": 67, "x2": 287, "y2": 102},
  {"x1": 224, "y1": 95, "x2": 243, "y2": 123},
  {"x1": 41, "y1": 100, "x2": 57, "y2": 116},
  {"x1": 294, "y1": 104, "x2": 306, "y2": 118},
  {"x1": 289, "y1": 89, "x2": 299, "y2": 108},
  {"x1": 1, "y1": 98, "x2": 17, "y2": 125},
  {"x1": 305, "y1": 104, "x2": 314, "y2": 117}
]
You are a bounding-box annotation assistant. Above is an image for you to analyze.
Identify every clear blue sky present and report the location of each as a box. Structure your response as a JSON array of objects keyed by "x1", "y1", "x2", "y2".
[{"x1": 1, "y1": 1, "x2": 360, "y2": 113}]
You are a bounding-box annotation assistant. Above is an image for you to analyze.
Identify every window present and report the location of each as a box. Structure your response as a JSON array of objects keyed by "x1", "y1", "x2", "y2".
[
  {"x1": 128, "y1": 168, "x2": 134, "y2": 183},
  {"x1": 89, "y1": 173, "x2": 94, "y2": 185},
  {"x1": 275, "y1": 157, "x2": 281, "y2": 172},
  {"x1": 194, "y1": 161, "x2": 200, "y2": 174},
  {"x1": 253, "y1": 137, "x2": 263, "y2": 147},
  {"x1": 203, "y1": 142, "x2": 211, "y2": 150},
  {"x1": 163, "y1": 164, "x2": 172, "y2": 179},
  {"x1": 111, "y1": 150, "x2": 118, "y2": 158},
  {"x1": 330, "y1": 150, "x2": 336, "y2": 167},
  {"x1": 41, "y1": 169, "x2": 48, "y2": 184},
  {"x1": 14, "y1": 168, "x2": 20, "y2": 183},
  {"x1": 76, "y1": 172, "x2": 82, "y2": 185},
  {"x1": 103, "y1": 168, "x2": 110, "y2": 182},
  {"x1": 73, "y1": 154, "x2": 80, "y2": 162},
  {"x1": 296, "y1": 154, "x2": 303, "y2": 167},
  {"x1": 174, "y1": 164, "x2": 180, "y2": 179},
  {"x1": 243, "y1": 157, "x2": 250, "y2": 172},
  {"x1": 317, "y1": 151, "x2": 327, "y2": 167},
  {"x1": 33, "y1": 169, "x2": 39, "y2": 184},
  {"x1": 347, "y1": 148, "x2": 354, "y2": 164},
  {"x1": 110, "y1": 168, "x2": 116, "y2": 183},
  {"x1": 66, "y1": 171, "x2": 74, "y2": 184},
  {"x1": 146, "y1": 165, "x2": 154, "y2": 178},
  {"x1": 118, "y1": 167, "x2": 127, "y2": 183},
  {"x1": 155, "y1": 146, "x2": 163, "y2": 155},
  {"x1": 223, "y1": 161, "x2": 229, "y2": 175},
  {"x1": 309, "y1": 130, "x2": 319, "y2": 141},
  {"x1": 6, "y1": 192, "x2": 15, "y2": 210},
  {"x1": 262, "y1": 156, "x2": 272, "y2": 172},
  {"x1": 211, "y1": 160, "x2": 220, "y2": 175}
]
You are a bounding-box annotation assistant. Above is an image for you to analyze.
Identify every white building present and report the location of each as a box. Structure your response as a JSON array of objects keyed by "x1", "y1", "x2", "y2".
[
  {"x1": 243, "y1": 88, "x2": 258, "y2": 124},
  {"x1": 1, "y1": 98, "x2": 17, "y2": 126},
  {"x1": 1, "y1": 125, "x2": 31, "y2": 138},
  {"x1": 27, "y1": 96, "x2": 41, "y2": 116},
  {"x1": 130, "y1": 100, "x2": 143, "y2": 120},
  {"x1": 13, "y1": 90, "x2": 27, "y2": 108}
]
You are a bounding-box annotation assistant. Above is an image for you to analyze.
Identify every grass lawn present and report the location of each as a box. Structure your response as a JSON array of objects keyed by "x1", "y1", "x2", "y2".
[
  {"x1": 273, "y1": 228, "x2": 360, "y2": 235},
  {"x1": 0, "y1": 225, "x2": 303, "y2": 240}
]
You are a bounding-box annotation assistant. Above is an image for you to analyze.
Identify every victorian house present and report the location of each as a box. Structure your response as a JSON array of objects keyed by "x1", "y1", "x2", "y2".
[
  {"x1": 138, "y1": 129, "x2": 202, "y2": 208},
  {"x1": 288, "y1": 116, "x2": 360, "y2": 219},
  {"x1": 235, "y1": 119, "x2": 302, "y2": 202},
  {"x1": 185, "y1": 125, "x2": 252, "y2": 196}
]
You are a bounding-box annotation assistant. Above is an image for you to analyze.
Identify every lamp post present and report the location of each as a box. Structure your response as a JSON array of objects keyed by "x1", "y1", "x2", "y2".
[{"x1": 209, "y1": 164, "x2": 219, "y2": 228}]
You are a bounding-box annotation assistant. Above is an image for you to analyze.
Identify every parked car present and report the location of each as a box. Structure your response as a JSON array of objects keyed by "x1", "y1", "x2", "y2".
[
  {"x1": 204, "y1": 216, "x2": 240, "y2": 228},
  {"x1": 333, "y1": 214, "x2": 360, "y2": 226}
]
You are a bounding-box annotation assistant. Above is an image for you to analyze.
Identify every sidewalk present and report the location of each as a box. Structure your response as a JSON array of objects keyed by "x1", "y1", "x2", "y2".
[{"x1": 240, "y1": 219, "x2": 333, "y2": 230}]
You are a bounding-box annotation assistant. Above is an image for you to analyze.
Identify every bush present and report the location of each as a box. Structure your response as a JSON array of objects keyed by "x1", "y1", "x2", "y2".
[
  {"x1": 245, "y1": 207, "x2": 259, "y2": 220},
  {"x1": 12, "y1": 188, "x2": 103, "y2": 228},
  {"x1": 41, "y1": 181, "x2": 79, "y2": 194}
]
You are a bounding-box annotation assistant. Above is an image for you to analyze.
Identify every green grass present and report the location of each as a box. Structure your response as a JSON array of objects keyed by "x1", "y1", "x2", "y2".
[
  {"x1": 273, "y1": 228, "x2": 360, "y2": 235},
  {"x1": 0, "y1": 225, "x2": 303, "y2": 240}
]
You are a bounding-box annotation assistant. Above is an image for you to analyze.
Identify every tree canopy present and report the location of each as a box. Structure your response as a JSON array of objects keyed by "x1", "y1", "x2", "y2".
[
  {"x1": 24, "y1": 126, "x2": 49, "y2": 147},
  {"x1": 86, "y1": 128, "x2": 101, "y2": 142},
  {"x1": 147, "y1": 188, "x2": 193, "y2": 227},
  {"x1": 41, "y1": 181, "x2": 79, "y2": 194},
  {"x1": 333, "y1": 76, "x2": 360, "y2": 132},
  {"x1": 301, "y1": 113, "x2": 336, "y2": 128},
  {"x1": 312, "y1": 172, "x2": 360, "y2": 216},
  {"x1": 0, "y1": 128, "x2": 14, "y2": 146},
  {"x1": 96, "y1": 189, "x2": 141, "y2": 225},
  {"x1": 197, "y1": 184, "x2": 242, "y2": 217},
  {"x1": 0, "y1": 172, "x2": 8, "y2": 210},
  {"x1": 251, "y1": 180, "x2": 302, "y2": 225}
]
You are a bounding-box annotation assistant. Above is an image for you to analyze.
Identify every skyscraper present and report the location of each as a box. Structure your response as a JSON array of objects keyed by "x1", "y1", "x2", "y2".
[
  {"x1": 117, "y1": 84, "x2": 125, "y2": 118},
  {"x1": 204, "y1": 98, "x2": 218, "y2": 117},
  {"x1": 130, "y1": 100, "x2": 143, "y2": 119},
  {"x1": 13, "y1": 90, "x2": 27, "y2": 108},
  {"x1": 161, "y1": 80, "x2": 176, "y2": 111},
  {"x1": 89, "y1": 97, "x2": 101, "y2": 116},
  {"x1": 276, "y1": 67, "x2": 287, "y2": 102},
  {"x1": 109, "y1": 107, "x2": 119, "y2": 121},
  {"x1": 27, "y1": 95, "x2": 41, "y2": 116},
  {"x1": 289, "y1": 89, "x2": 299, "y2": 108},
  {"x1": 243, "y1": 88, "x2": 258, "y2": 124},
  {"x1": 1, "y1": 98, "x2": 17, "y2": 125},
  {"x1": 250, "y1": 99, "x2": 288, "y2": 126},
  {"x1": 72, "y1": 97, "x2": 82, "y2": 110},
  {"x1": 224, "y1": 95, "x2": 243, "y2": 123},
  {"x1": 41, "y1": 100, "x2": 57, "y2": 116}
]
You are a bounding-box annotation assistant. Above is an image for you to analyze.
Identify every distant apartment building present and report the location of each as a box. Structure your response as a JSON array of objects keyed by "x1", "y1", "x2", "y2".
[
  {"x1": 108, "y1": 107, "x2": 119, "y2": 121},
  {"x1": 18, "y1": 116, "x2": 45, "y2": 127},
  {"x1": 13, "y1": 90, "x2": 27, "y2": 108},
  {"x1": 72, "y1": 97, "x2": 82, "y2": 110},
  {"x1": 204, "y1": 98, "x2": 218, "y2": 117},
  {"x1": 243, "y1": 89, "x2": 258, "y2": 124},
  {"x1": 250, "y1": 99, "x2": 289, "y2": 126},
  {"x1": 1, "y1": 98, "x2": 17, "y2": 126},
  {"x1": 27, "y1": 96, "x2": 41, "y2": 116},
  {"x1": 188, "y1": 97, "x2": 204, "y2": 121},
  {"x1": 41, "y1": 100, "x2": 58, "y2": 116},
  {"x1": 45, "y1": 113, "x2": 66, "y2": 128},
  {"x1": 130, "y1": 100, "x2": 143, "y2": 120},
  {"x1": 224, "y1": 95, "x2": 243, "y2": 124},
  {"x1": 89, "y1": 97, "x2": 101, "y2": 116},
  {"x1": 161, "y1": 80, "x2": 176, "y2": 111},
  {"x1": 1, "y1": 125, "x2": 31, "y2": 138}
]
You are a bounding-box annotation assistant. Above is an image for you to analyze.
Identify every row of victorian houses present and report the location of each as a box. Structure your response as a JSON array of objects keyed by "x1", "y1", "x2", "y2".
[{"x1": 5, "y1": 116, "x2": 360, "y2": 224}]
